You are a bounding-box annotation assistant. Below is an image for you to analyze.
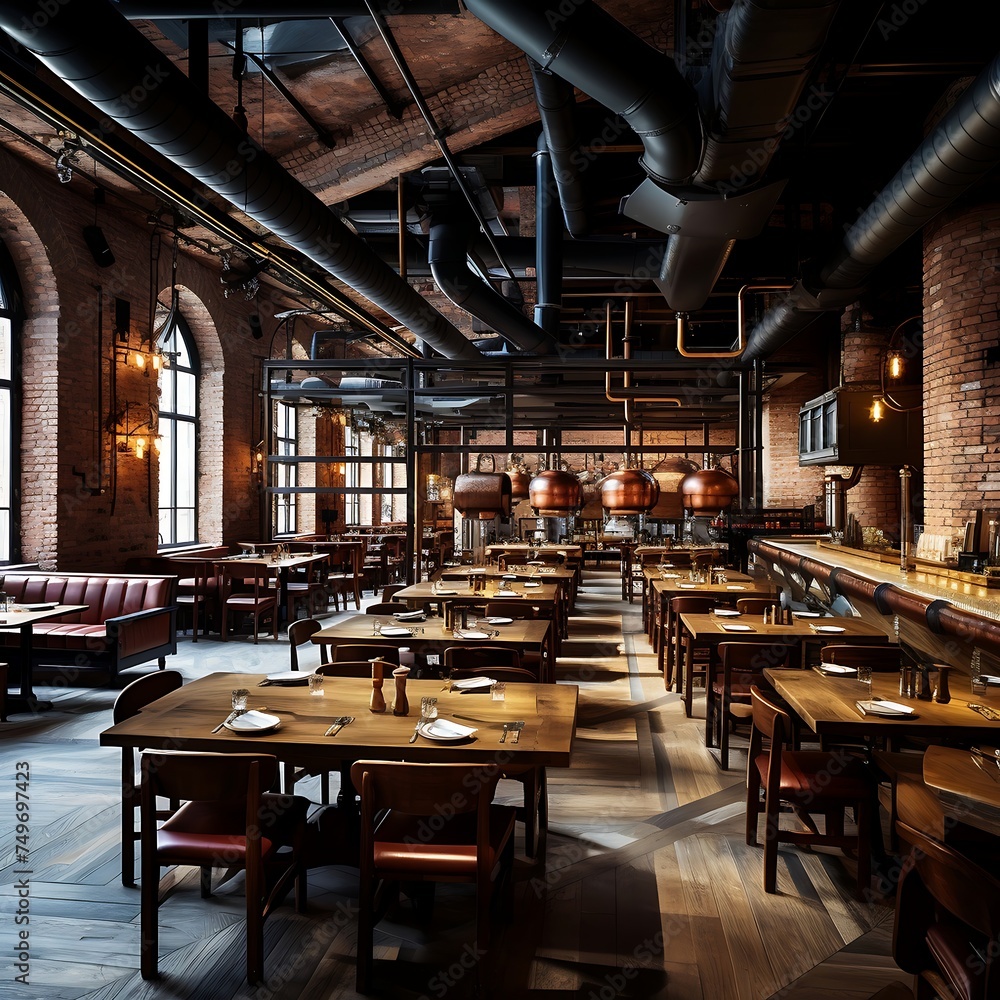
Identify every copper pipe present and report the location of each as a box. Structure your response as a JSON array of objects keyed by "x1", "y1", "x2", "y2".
[{"x1": 677, "y1": 282, "x2": 794, "y2": 359}]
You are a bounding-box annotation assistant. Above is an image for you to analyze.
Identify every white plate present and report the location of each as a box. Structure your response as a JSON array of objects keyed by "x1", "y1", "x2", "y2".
[
  {"x1": 814, "y1": 625, "x2": 846, "y2": 633},
  {"x1": 225, "y1": 710, "x2": 281, "y2": 734},
  {"x1": 725, "y1": 585, "x2": 747, "y2": 590},
  {"x1": 501, "y1": 574, "x2": 518, "y2": 580},
  {"x1": 264, "y1": 670, "x2": 310, "y2": 686},
  {"x1": 680, "y1": 583, "x2": 697, "y2": 589},
  {"x1": 418, "y1": 719, "x2": 478, "y2": 741},
  {"x1": 721, "y1": 623, "x2": 754, "y2": 632},
  {"x1": 433, "y1": 589, "x2": 459, "y2": 596},
  {"x1": 712, "y1": 609, "x2": 741, "y2": 617},
  {"x1": 524, "y1": 581, "x2": 542, "y2": 588},
  {"x1": 455, "y1": 630, "x2": 491, "y2": 640},
  {"x1": 491, "y1": 591, "x2": 521, "y2": 598},
  {"x1": 483, "y1": 617, "x2": 513, "y2": 625},
  {"x1": 379, "y1": 627, "x2": 413, "y2": 637},
  {"x1": 452, "y1": 676, "x2": 495, "y2": 690},
  {"x1": 794, "y1": 611, "x2": 821, "y2": 618},
  {"x1": 394, "y1": 611, "x2": 425, "y2": 620},
  {"x1": 18, "y1": 602, "x2": 59, "y2": 611},
  {"x1": 819, "y1": 664, "x2": 856, "y2": 676},
  {"x1": 856, "y1": 699, "x2": 916, "y2": 717},
  {"x1": 660, "y1": 572, "x2": 682, "y2": 579}
]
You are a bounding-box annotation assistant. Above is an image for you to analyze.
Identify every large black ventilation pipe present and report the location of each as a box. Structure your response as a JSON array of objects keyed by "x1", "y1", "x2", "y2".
[
  {"x1": 427, "y1": 213, "x2": 557, "y2": 355},
  {"x1": 115, "y1": 1, "x2": 457, "y2": 15},
  {"x1": 528, "y1": 59, "x2": 590, "y2": 239},
  {"x1": 534, "y1": 134, "x2": 563, "y2": 336},
  {"x1": 465, "y1": 0, "x2": 701, "y2": 186},
  {"x1": 0, "y1": 0, "x2": 482, "y2": 362},
  {"x1": 742, "y1": 51, "x2": 1000, "y2": 364}
]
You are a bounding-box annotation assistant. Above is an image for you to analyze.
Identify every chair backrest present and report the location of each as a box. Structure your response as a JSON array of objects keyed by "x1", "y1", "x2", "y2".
[
  {"x1": 735, "y1": 597, "x2": 775, "y2": 616},
  {"x1": 719, "y1": 641, "x2": 789, "y2": 675},
  {"x1": 669, "y1": 595, "x2": 717, "y2": 615},
  {"x1": 820, "y1": 644, "x2": 903, "y2": 671},
  {"x1": 142, "y1": 750, "x2": 277, "y2": 804},
  {"x1": 288, "y1": 619, "x2": 322, "y2": 671},
  {"x1": 351, "y1": 759, "x2": 501, "y2": 820},
  {"x1": 894, "y1": 821, "x2": 1000, "y2": 997},
  {"x1": 114, "y1": 669, "x2": 184, "y2": 725},
  {"x1": 218, "y1": 561, "x2": 274, "y2": 597},
  {"x1": 483, "y1": 600, "x2": 545, "y2": 620},
  {"x1": 449, "y1": 665, "x2": 537, "y2": 684},
  {"x1": 444, "y1": 645, "x2": 522, "y2": 669},
  {"x1": 317, "y1": 660, "x2": 379, "y2": 678},
  {"x1": 331, "y1": 644, "x2": 400, "y2": 665},
  {"x1": 365, "y1": 602, "x2": 408, "y2": 615},
  {"x1": 381, "y1": 584, "x2": 406, "y2": 602},
  {"x1": 749, "y1": 684, "x2": 791, "y2": 747}
]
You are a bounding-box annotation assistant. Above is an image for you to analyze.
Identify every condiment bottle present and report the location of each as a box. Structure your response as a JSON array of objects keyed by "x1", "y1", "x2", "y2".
[
  {"x1": 369, "y1": 657, "x2": 386, "y2": 713},
  {"x1": 392, "y1": 665, "x2": 410, "y2": 716}
]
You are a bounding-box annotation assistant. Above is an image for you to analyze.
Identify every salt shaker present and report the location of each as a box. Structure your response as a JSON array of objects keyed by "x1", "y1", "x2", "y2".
[
  {"x1": 369, "y1": 657, "x2": 386, "y2": 713},
  {"x1": 392, "y1": 665, "x2": 410, "y2": 717}
]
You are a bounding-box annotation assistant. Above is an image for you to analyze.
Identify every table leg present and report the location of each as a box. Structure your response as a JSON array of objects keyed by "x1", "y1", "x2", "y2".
[{"x1": 6, "y1": 624, "x2": 51, "y2": 714}]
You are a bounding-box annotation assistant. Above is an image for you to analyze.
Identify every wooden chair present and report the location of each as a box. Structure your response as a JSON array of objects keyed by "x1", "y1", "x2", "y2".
[
  {"x1": 381, "y1": 584, "x2": 406, "y2": 602},
  {"x1": 820, "y1": 644, "x2": 904, "y2": 671},
  {"x1": 167, "y1": 555, "x2": 221, "y2": 641},
  {"x1": 284, "y1": 553, "x2": 329, "y2": 623},
  {"x1": 350, "y1": 760, "x2": 516, "y2": 993},
  {"x1": 218, "y1": 562, "x2": 278, "y2": 643},
  {"x1": 708, "y1": 642, "x2": 790, "y2": 770},
  {"x1": 446, "y1": 665, "x2": 547, "y2": 857},
  {"x1": 288, "y1": 618, "x2": 328, "y2": 671},
  {"x1": 444, "y1": 645, "x2": 522, "y2": 671},
  {"x1": 139, "y1": 751, "x2": 308, "y2": 984},
  {"x1": 331, "y1": 644, "x2": 400, "y2": 665},
  {"x1": 735, "y1": 596, "x2": 775, "y2": 616},
  {"x1": 894, "y1": 821, "x2": 1000, "y2": 1000},
  {"x1": 365, "y1": 601, "x2": 408, "y2": 615},
  {"x1": 483, "y1": 600, "x2": 549, "y2": 674},
  {"x1": 325, "y1": 543, "x2": 362, "y2": 610},
  {"x1": 745, "y1": 685, "x2": 875, "y2": 898},
  {"x1": 113, "y1": 670, "x2": 184, "y2": 886},
  {"x1": 669, "y1": 594, "x2": 717, "y2": 694}
]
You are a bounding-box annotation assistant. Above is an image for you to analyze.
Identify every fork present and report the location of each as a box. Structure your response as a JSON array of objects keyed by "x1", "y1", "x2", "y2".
[
  {"x1": 212, "y1": 708, "x2": 244, "y2": 734},
  {"x1": 510, "y1": 720, "x2": 525, "y2": 744},
  {"x1": 324, "y1": 716, "x2": 353, "y2": 737},
  {"x1": 499, "y1": 722, "x2": 510, "y2": 743}
]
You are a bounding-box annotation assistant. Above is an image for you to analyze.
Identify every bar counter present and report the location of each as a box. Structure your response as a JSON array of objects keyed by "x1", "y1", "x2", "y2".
[{"x1": 750, "y1": 537, "x2": 1000, "y2": 667}]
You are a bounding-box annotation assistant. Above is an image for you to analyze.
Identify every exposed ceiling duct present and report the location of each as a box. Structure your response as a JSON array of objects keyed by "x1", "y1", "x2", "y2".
[
  {"x1": 113, "y1": 1, "x2": 459, "y2": 16},
  {"x1": 471, "y1": 0, "x2": 839, "y2": 315},
  {"x1": 0, "y1": 0, "x2": 483, "y2": 362},
  {"x1": 741, "y1": 49, "x2": 1000, "y2": 364},
  {"x1": 427, "y1": 213, "x2": 558, "y2": 355},
  {"x1": 528, "y1": 59, "x2": 590, "y2": 239}
]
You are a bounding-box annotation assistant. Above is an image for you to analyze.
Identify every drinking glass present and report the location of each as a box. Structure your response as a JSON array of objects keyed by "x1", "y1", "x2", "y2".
[
  {"x1": 857, "y1": 664, "x2": 872, "y2": 703},
  {"x1": 372, "y1": 619, "x2": 383, "y2": 636},
  {"x1": 420, "y1": 696, "x2": 438, "y2": 722},
  {"x1": 307, "y1": 673, "x2": 324, "y2": 696},
  {"x1": 231, "y1": 688, "x2": 249, "y2": 712},
  {"x1": 491, "y1": 681, "x2": 506, "y2": 702}
]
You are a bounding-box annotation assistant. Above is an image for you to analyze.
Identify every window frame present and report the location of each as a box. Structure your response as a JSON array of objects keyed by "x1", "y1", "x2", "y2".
[
  {"x1": 156, "y1": 311, "x2": 200, "y2": 548},
  {"x1": 0, "y1": 239, "x2": 22, "y2": 565}
]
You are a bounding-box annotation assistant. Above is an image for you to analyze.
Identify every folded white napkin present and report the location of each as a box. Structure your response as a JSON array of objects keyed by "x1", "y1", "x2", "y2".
[
  {"x1": 424, "y1": 719, "x2": 477, "y2": 738},
  {"x1": 452, "y1": 676, "x2": 495, "y2": 690},
  {"x1": 228, "y1": 710, "x2": 280, "y2": 731}
]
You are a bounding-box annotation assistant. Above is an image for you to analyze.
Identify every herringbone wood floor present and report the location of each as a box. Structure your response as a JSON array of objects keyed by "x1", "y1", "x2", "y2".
[{"x1": 0, "y1": 569, "x2": 911, "y2": 998}]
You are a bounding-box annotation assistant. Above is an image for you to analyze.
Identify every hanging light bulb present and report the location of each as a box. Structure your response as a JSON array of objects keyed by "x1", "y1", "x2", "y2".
[
  {"x1": 887, "y1": 352, "x2": 903, "y2": 379},
  {"x1": 870, "y1": 395, "x2": 884, "y2": 422},
  {"x1": 133, "y1": 350, "x2": 146, "y2": 370},
  {"x1": 134, "y1": 436, "x2": 147, "y2": 460}
]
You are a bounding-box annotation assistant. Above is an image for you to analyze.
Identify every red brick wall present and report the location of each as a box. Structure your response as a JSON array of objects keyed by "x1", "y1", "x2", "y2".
[
  {"x1": 922, "y1": 203, "x2": 1000, "y2": 539},
  {"x1": 1, "y1": 152, "x2": 265, "y2": 570}
]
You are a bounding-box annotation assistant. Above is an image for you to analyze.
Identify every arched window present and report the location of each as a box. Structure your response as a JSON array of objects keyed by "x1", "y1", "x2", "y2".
[
  {"x1": 0, "y1": 240, "x2": 20, "y2": 563},
  {"x1": 157, "y1": 312, "x2": 199, "y2": 546}
]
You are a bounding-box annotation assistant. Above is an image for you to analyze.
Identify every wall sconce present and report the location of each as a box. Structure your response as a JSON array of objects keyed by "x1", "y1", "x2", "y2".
[
  {"x1": 870, "y1": 394, "x2": 884, "y2": 422},
  {"x1": 111, "y1": 401, "x2": 160, "y2": 458},
  {"x1": 252, "y1": 440, "x2": 266, "y2": 477}
]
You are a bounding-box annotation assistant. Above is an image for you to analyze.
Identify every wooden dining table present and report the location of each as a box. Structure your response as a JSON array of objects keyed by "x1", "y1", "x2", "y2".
[
  {"x1": 0, "y1": 603, "x2": 89, "y2": 712},
  {"x1": 652, "y1": 573, "x2": 779, "y2": 681},
  {"x1": 311, "y1": 614, "x2": 555, "y2": 681},
  {"x1": 214, "y1": 552, "x2": 329, "y2": 622},
  {"x1": 99, "y1": 669, "x2": 578, "y2": 767}
]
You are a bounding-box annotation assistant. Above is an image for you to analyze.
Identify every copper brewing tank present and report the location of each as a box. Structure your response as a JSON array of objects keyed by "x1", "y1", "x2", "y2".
[
  {"x1": 504, "y1": 469, "x2": 531, "y2": 501},
  {"x1": 680, "y1": 468, "x2": 739, "y2": 516},
  {"x1": 649, "y1": 458, "x2": 699, "y2": 519},
  {"x1": 529, "y1": 469, "x2": 583, "y2": 513},
  {"x1": 600, "y1": 469, "x2": 660, "y2": 515}
]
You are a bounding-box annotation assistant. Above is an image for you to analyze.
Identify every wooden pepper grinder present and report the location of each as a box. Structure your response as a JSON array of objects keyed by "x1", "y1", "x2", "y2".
[
  {"x1": 369, "y1": 657, "x2": 386, "y2": 713},
  {"x1": 392, "y1": 665, "x2": 410, "y2": 716}
]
